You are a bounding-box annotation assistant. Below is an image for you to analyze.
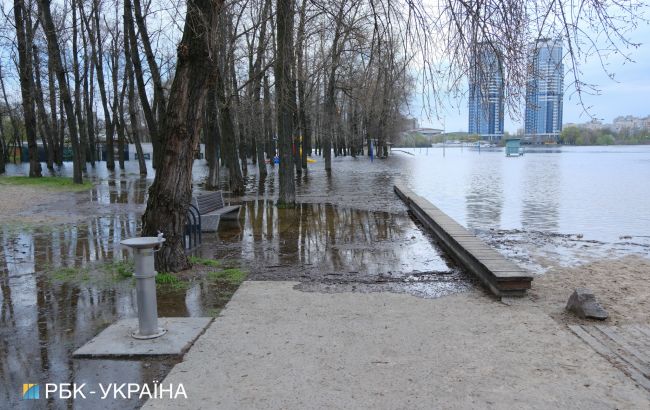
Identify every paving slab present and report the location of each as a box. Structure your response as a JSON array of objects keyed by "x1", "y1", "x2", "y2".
[
  {"x1": 73, "y1": 317, "x2": 213, "y2": 358},
  {"x1": 143, "y1": 282, "x2": 649, "y2": 409}
]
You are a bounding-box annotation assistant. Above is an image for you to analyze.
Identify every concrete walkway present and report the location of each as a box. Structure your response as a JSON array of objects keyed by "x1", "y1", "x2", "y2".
[{"x1": 144, "y1": 282, "x2": 649, "y2": 409}]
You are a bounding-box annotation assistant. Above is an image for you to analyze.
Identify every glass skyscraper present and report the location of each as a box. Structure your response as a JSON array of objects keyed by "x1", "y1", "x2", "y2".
[
  {"x1": 468, "y1": 44, "x2": 504, "y2": 142},
  {"x1": 524, "y1": 38, "x2": 564, "y2": 143}
]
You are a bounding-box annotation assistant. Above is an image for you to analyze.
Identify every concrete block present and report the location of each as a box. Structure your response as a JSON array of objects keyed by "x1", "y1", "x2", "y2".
[{"x1": 73, "y1": 317, "x2": 213, "y2": 358}]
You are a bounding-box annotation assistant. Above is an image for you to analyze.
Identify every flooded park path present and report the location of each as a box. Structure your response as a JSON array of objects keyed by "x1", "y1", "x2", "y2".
[
  {"x1": 1, "y1": 157, "x2": 474, "y2": 409},
  {"x1": 2, "y1": 146, "x2": 649, "y2": 408}
]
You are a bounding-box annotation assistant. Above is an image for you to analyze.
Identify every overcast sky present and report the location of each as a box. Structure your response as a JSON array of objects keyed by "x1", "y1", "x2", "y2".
[{"x1": 411, "y1": 21, "x2": 650, "y2": 133}]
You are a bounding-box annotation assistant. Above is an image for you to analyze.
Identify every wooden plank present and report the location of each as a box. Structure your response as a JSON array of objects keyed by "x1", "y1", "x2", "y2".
[
  {"x1": 593, "y1": 325, "x2": 650, "y2": 376},
  {"x1": 632, "y1": 324, "x2": 650, "y2": 339},
  {"x1": 621, "y1": 325, "x2": 650, "y2": 350},
  {"x1": 569, "y1": 325, "x2": 650, "y2": 391},
  {"x1": 394, "y1": 183, "x2": 533, "y2": 297}
]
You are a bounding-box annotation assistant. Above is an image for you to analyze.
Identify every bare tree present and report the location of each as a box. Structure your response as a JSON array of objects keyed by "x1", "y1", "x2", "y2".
[
  {"x1": 37, "y1": 0, "x2": 83, "y2": 183},
  {"x1": 14, "y1": 0, "x2": 41, "y2": 177},
  {"x1": 275, "y1": 0, "x2": 296, "y2": 206},
  {"x1": 142, "y1": 0, "x2": 221, "y2": 272}
]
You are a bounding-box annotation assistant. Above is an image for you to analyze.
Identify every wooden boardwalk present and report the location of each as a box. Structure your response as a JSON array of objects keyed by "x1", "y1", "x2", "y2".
[
  {"x1": 394, "y1": 184, "x2": 533, "y2": 297},
  {"x1": 570, "y1": 324, "x2": 650, "y2": 392}
]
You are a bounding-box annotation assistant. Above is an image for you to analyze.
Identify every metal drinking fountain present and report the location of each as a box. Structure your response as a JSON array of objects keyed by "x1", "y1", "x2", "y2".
[{"x1": 121, "y1": 233, "x2": 167, "y2": 339}]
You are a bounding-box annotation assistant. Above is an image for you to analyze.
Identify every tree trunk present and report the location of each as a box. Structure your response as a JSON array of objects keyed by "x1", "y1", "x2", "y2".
[
  {"x1": 124, "y1": 0, "x2": 159, "y2": 165},
  {"x1": 124, "y1": 1, "x2": 147, "y2": 176},
  {"x1": 32, "y1": 43, "x2": 55, "y2": 170},
  {"x1": 71, "y1": 0, "x2": 87, "y2": 171},
  {"x1": 47, "y1": 41, "x2": 61, "y2": 165},
  {"x1": 204, "y1": 85, "x2": 220, "y2": 190},
  {"x1": 1, "y1": 65, "x2": 22, "y2": 163},
  {"x1": 83, "y1": 0, "x2": 115, "y2": 170},
  {"x1": 110, "y1": 17, "x2": 125, "y2": 170},
  {"x1": 0, "y1": 119, "x2": 6, "y2": 174},
  {"x1": 216, "y1": 11, "x2": 244, "y2": 195},
  {"x1": 216, "y1": 68, "x2": 244, "y2": 195},
  {"x1": 38, "y1": 0, "x2": 83, "y2": 183},
  {"x1": 263, "y1": 73, "x2": 274, "y2": 166},
  {"x1": 250, "y1": 0, "x2": 271, "y2": 179},
  {"x1": 81, "y1": 9, "x2": 96, "y2": 167},
  {"x1": 141, "y1": 0, "x2": 220, "y2": 272},
  {"x1": 296, "y1": 0, "x2": 310, "y2": 170},
  {"x1": 132, "y1": 0, "x2": 166, "y2": 167},
  {"x1": 117, "y1": 72, "x2": 128, "y2": 170},
  {"x1": 14, "y1": 0, "x2": 42, "y2": 177},
  {"x1": 275, "y1": 0, "x2": 296, "y2": 206}
]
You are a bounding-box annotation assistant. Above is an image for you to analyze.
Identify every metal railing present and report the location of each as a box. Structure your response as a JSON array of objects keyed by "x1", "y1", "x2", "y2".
[{"x1": 183, "y1": 203, "x2": 202, "y2": 251}]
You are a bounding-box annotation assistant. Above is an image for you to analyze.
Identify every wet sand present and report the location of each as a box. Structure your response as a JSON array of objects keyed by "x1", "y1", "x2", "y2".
[{"x1": 530, "y1": 255, "x2": 650, "y2": 325}]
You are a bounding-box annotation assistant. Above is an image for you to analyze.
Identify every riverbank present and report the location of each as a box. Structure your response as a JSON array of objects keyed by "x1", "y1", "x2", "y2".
[{"x1": 531, "y1": 255, "x2": 650, "y2": 325}]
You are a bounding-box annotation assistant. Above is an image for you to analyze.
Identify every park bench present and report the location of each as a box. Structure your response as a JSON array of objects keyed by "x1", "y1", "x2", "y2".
[{"x1": 191, "y1": 191, "x2": 241, "y2": 232}]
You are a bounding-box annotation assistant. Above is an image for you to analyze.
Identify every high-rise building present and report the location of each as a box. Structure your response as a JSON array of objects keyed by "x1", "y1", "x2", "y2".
[
  {"x1": 524, "y1": 38, "x2": 564, "y2": 143},
  {"x1": 468, "y1": 44, "x2": 504, "y2": 142}
]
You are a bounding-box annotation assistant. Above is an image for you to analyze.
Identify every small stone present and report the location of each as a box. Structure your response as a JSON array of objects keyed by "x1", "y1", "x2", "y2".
[{"x1": 566, "y1": 288, "x2": 608, "y2": 320}]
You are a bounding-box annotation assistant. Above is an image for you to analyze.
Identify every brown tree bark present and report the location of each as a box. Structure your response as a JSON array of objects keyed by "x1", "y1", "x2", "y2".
[
  {"x1": 0, "y1": 118, "x2": 5, "y2": 174},
  {"x1": 1, "y1": 65, "x2": 22, "y2": 162},
  {"x1": 47, "y1": 40, "x2": 61, "y2": 165},
  {"x1": 82, "y1": 0, "x2": 115, "y2": 170},
  {"x1": 132, "y1": 0, "x2": 166, "y2": 166},
  {"x1": 123, "y1": 1, "x2": 147, "y2": 176},
  {"x1": 275, "y1": 0, "x2": 296, "y2": 206},
  {"x1": 141, "y1": 0, "x2": 221, "y2": 272},
  {"x1": 215, "y1": 10, "x2": 244, "y2": 195},
  {"x1": 263, "y1": 73, "x2": 274, "y2": 166},
  {"x1": 71, "y1": 0, "x2": 87, "y2": 171},
  {"x1": 124, "y1": 0, "x2": 159, "y2": 165},
  {"x1": 250, "y1": 0, "x2": 271, "y2": 179},
  {"x1": 37, "y1": 0, "x2": 83, "y2": 183},
  {"x1": 14, "y1": 0, "x2": 42, "y2": 177},
  {"x1": 215, "y1": 65, "x2": 244, "y2": 195},
  {"x1": 204, "y1": 84, "x2": 220, "y2": 190},
  {"x1": 32, "y1": 42, "x2": 55, "y2": 169},
  {"x1": 296, "y1": 0, "x2": 311, "y2": 170},
  {"x1": 80, "y1": 5, "x2": 96, "y2": 167}
]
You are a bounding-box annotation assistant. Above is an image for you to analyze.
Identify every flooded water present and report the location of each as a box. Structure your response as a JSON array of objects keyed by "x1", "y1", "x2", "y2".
[
  {"x1": 398, "y1": 145, "x2": 650, "y2": 242},
  {"x1": 394, "y1": 145, "x2": 650, "y2": 271},
  {"x1": 2, "y1": 145, "x2": 648, "y2": 407},
  {"x1": 1, "y1": 159, "x2": 473, "y2": 409}
]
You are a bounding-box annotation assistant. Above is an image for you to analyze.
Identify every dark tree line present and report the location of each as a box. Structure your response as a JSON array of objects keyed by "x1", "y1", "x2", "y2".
[{"x1": 0, "y1": 0, "x2": 643, "y2": 270}]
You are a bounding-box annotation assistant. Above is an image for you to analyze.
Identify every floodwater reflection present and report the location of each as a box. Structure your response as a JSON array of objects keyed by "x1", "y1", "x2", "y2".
[
  {"x1": 0, "y1": 178, "x2": 471, "y2": 408},
  {"x1": 193, "y1": 201, "x2": 461, "y2": 284}
]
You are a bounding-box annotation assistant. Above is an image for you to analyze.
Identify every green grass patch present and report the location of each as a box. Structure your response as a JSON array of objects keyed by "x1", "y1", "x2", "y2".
[
  {"x1": 189, "y1": 256, "x2": 221, "y2": 268},
  {"x1": 50, "y1": 266, "x2": 89, "y2": 282},
  {"x1": 101, "y1": 260, "x2": 134, "y2": 279},
  {"x1": 0, "y1": 176, "x2": 93, "y2": 191},
  {"x1": 205, "y1": 307, "x2": 222, "y2": 317},
  {"x1": 207, "y1": 268, "x2": 247, "y2": 284},
  {"x1": 156, "y1": 272, "x2": 189, "y2": 289}
]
